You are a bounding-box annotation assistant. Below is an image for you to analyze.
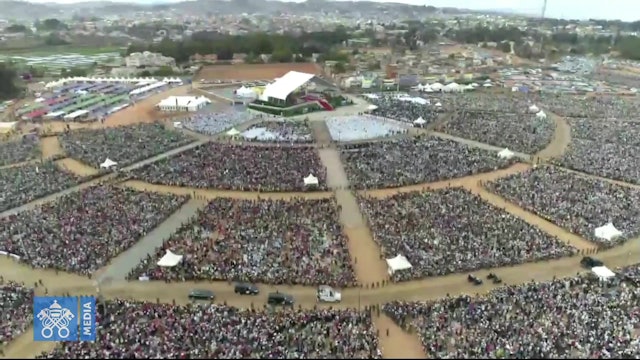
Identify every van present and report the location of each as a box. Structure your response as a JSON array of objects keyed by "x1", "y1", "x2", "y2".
[
  {"x1": 234, "y1": 283, "x2": 259, "y2": 295},
  {"x1": 317, "y1": 285, "x2": 341, "y2": 303},
  {"x1": 267, "y1": 292, "x2": 294, "y2": 307}
]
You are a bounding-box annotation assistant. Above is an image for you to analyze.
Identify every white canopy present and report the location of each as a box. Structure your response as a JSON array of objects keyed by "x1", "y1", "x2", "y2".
[
  {"x1": 483, "y1": 83, "x2": 493, "y2": 87},
  {"x1": 536, "y1": 110, "x2": 547, "y2": 119},
  {"x1": 594, "y1": 222, "x2": 622, "y2": 241},
  {"x1": 386, "y1": 254, "x2": 412, "y2": 275},
  {"x1": 434, "y1": 102, "x2": 442, "y2": 107},
  {"x1": 529, "y1": 105, "x2": 540, "y2": 113},
  {"x1": 413, "y1": 116, "x2": 427, "y2": 125},
  {"x1": 591, "y1": 266, "x2": 616, "y2": 280},
  {"x1": 0, "y1": 121, "x2": 18, "y2": 129},
  {"x1": 367, "y1": 105, "x2": 378, "y2": 111},
  {"x1": 173, "y1": 121, "x2": 183, "y2": 128},
  {"x1": 100, "y1": 158, "x2": 118, "y2": 169},
  {"x1": 303, "y1": 174, "x2": 319, "y2": 186},
  {"x1": 423, "y1": 86, "x2": 434, "y2": 93},
  {"x1": 430, "y1": 82, "x2": 443, "y2": 91},
  {"x1": 498, "y1": 148, "x2": 515, "y2": 159},
  {"x1": 226, "y1": 128, "x2": 240, "y2": 136},
  {"x1": 157, "y1": 250, "x2": 183, "y2": 267},
  {"x1": 444, "y1": 82, "x2": 461, "y2": 92},
  {"x1": 236, "y1": 86, "x2": 257, "y2": 98}
]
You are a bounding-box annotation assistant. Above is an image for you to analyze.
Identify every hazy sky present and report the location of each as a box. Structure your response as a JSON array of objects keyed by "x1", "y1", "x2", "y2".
[{"x1": 27, "y1": 0, "x2": 640, "y2": 22}]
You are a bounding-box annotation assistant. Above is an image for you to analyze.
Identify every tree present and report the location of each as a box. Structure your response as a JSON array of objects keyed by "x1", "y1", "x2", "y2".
[
  {"x1": 333, "y1": 62, "x2": 346, "y2": 73},
  {"x1": 37, "y1": 18, "x2": 67, "y2": 31},
  {"x1": 44, "y1": 34, "x2": 69, "y2": 46},
  {"x1": 0, "y1": 63, "x2": 20, "y2": 101},
  {"x1": 271, "y1": 48, "x2": 293, "y2": 63},
  {"x1": 60, "y1": 67, "x2": 88, "y2": 77},
  {"x1": 4, "y1": 24, "x2": 27, "y2": 33}
]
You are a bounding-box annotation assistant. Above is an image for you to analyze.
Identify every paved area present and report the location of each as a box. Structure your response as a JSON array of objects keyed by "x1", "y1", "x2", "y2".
[{"x1": 2, "y1": 91, "x2": 630, "y2": 360}]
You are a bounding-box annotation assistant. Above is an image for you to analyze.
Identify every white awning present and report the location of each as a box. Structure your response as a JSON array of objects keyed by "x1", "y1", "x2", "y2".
[
  {"x1": 226, "y1": 128, "x2": 240, "y2": 136},
  {"x1": 261, "y1": 71, "x2": 315, "y2": 100},
  {"x1": 386, "y1": 254, "x2": 412, "y2": 275},
  {"x1": 594, "y1": 222, "x2": 622, "y2": 241},
  {"x1": 367, "y1": 105, "x2": 378, "y2": 111},
  {"x1": 303, "y1": 174, "x2": 319, "y2": 186},
  {"x1": 413, "y1": 117, "x2": 426, "y2": 125},
  {"x1": 100, "y1": 158, "x2": 118, "y2": 169},
  {"x1": 591, "y1": 266, "x2": 615, "y2": 280},
  {"x1": 157, "y1": 250, "x2": 183, "y2": 267},
  {"x1": 536, "y1": 110, "x2": 547, "y2": 118},
  {"x1": 498, "y1": 148, "x2": 514, "y2": 159}
]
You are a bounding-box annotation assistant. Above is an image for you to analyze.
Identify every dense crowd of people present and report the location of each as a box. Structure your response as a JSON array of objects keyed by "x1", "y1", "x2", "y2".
[
  {"x1": 0, "y1": 137, "x2": 40, "y2": 166},
  {"x1": 359, "y1": 188, "x2": 575, "y2": 281},
  {"x1": 326, "y1": 115, "x2": 408, "y2": 142},
  {"x1": 0, "y1": 185, "x2": 188, "y2": 274},
  {"x1": 383, "y1": 267, "x2": 640, "y2": 358},
  {"x1": 130, "y1": 143, "x2": 328, "y2": 191},
  {"x1": 0, "y1": 161, "x2": 83, "y2": 212},
  {"x1": 487, "y1": 166, "x2": 640, "y2": 246},
  {"x1": 433, "y1": 92, "x2": 537, "y2": 113},
  {"x1": 539, "y1": 94, "x2": 640, "y2": 118},
  {"x1": 129, "y1": 197, "x2": 357, "y2": 287},
  {"x1": 368, "y1": 94, "x2": 441, "y2": 125},
  {"x1": 183, "y1": 111, "x2": 252, "y2": 136},
  {"x1": 441, "y1": 110, "x2": 555, "y2": 154},
  {"x1": 59, "y1": 123, "x2": 194, "y2": 168},
  {"x1": 0, "y1": 281, "x2": 33, "y2": 348},
  {"x1": 554, "y1": 118, "x2": 640, "y2": 184},
  {"x1": 38, "y1": 301, "x2": 381, "y2": 359},
  {"x1": 242, "y1": 120, "x2": 313, "y2": 143},
  {"x1": 340, "y1": 136, "x2": 515, "y2": 189}
]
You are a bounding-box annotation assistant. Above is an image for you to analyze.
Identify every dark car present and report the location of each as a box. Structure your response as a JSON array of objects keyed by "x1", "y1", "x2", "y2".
[
  {"x1": 188, "y1": 289, "x2": 215, "y2": 300},
  {"x1": 468, "y1": 274, "x2": 483, "y2": 285},
  {"x1": 267, "y1": 292, "x2": 295, "y2": 307},
  {"x1": 581, "y1": 256, "x2": 603, "y2": 269},
  {"x1": 234, "y1": 283, "x2": 259, "y2": 295}
]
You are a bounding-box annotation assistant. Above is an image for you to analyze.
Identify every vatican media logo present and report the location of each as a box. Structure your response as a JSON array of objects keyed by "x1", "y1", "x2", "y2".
[{"x1": 33, "y1": 296, "x2": 96, "y2": 342}]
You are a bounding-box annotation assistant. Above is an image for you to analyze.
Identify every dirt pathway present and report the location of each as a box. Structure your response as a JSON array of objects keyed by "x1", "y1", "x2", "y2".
[
  {"x1": 468, "y1": 183, "x2": 595, "y2": 250},
  {"x1": 310, "y1": 120, "x2": 333, "y2": 145},
  {"x1": 0, "y1": 159, "x2": 38, "y2": 170},
  {"x1": 119, "y1": 180, "x2": 333, "y2": 200},
  {"x1": 361, "y1": 163, "x2": 531, "y2": 199},
  {"x1": 39, "y1": 136, "x2": 64, "y2": 158},
  {"x1": 97, "y1": 198, "x2": 208, "y2": 282},
  {"x1": 374, "y1": 314, "x2": 427, "y2": 359},
  {"x1": 55, "y1": 158, "x2": 100, "y2": 176},
  {"x1": 537, "y1": 112, "x2": 571, "y2": 159}
]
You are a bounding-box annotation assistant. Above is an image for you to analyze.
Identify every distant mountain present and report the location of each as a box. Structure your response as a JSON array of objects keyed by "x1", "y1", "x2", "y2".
[{"x1": 0, "y1": 0, "x2": 488, "y2": 21}]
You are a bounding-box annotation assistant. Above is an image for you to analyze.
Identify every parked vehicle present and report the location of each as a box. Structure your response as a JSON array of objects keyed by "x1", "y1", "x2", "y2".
[
  {"x1": 188, "y1": 289, "x2": 215, "y2": 300},
  {"x1": 234, "y1": 282, "x2": 259, "y2": 295},
  {"x1": 317, "y1": 285, "x2": 341, "y2": 303},
  {"x1": 267, "y1": 292, "x2": 295, "y2": 307},
  {"x1": 468, "y1": 274, "x2": 483, "y2": 285},
  {"x1": 581, "y1": 256, "x2": 603, "y2": 269}
]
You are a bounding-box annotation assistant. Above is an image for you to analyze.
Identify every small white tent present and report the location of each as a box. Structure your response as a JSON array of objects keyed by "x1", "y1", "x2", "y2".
[
  {"x1": 423, "y1": 86, "x2": 434, "y2": 93},
  {"x1": 386, "y1": 255, "x2": 412, "y2": 275},
  {"x1": 236, "y1": 86, "x2": 256, "y2": 98},
  {"x1": 413, "y1": 117, "x2": 427, "y2": 126},
  {"x1": 498, "y1": 148, "x2": 515, "y2": 159},
  {"x1": 434, "y1": 102, "x2": 442, "y2": 108},
  {"x1": 367, "y1": 105, "x2": 378, "y2": 111},
  {"x1": 430, "y1": 82, "x2": 443, "y2": 91},
  {"x1": 157, "y1": 250, "x2": 183, "y2": 267},
  {"x1": 591, "y1": 266, "x2": 615, "y2": 281},
  {"x1": 303, "y1": 174, "x2": 319, "y2": 186},
  {"x1": 226, "y1": 128, "x2": 241, "y2": 137},
  {"x1": 173, "y1": 121, "x2": 183, "y2": 129},
  {"x1": 594, "y1": 222, "x2": 623, "y2": 241},
  {"x1": 536, "y1": 111, "x2": 547, "y2": 119},
  {"x1": 529, "y1": 105, "x2": 540, "y2": 113},
  {"x1": 100, "y1": 158, "x2": 118, "y2": 169}
]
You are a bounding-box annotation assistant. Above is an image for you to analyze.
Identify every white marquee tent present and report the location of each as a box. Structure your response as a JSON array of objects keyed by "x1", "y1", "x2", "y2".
[
  {"x1": 498, "y1": 148, "x2": 515, "y2": 159},
  {"x1": 303, "y1": 174, "x2": 319, "y2": 186},
  {"x1": 594, "y1": 222, "x2": 623, "y2": 241},
  {"x1": 236, "y1": 86, "x2": 257, "y2": 98},
  {"x1": 367, "y1": 105, "x2": 378, "y2": 111},
  {"x1": 226, "y1": 128, "x2": 241, "y2": 137},
  {"x1": 157, "y1": 96, "x2": 211, "y2": 112},
  {"x1": 529, "y1": 105, "x2": 540, "y2": 113},
  {"x1": 591, "y1": 266, "x2": 616, "y2": 281},
  {"x1": 0, "y1": 121, "x2": 18, "y2": 133},
  {"x1": 413, "y1": 117, "x2": 427, "y2": 126},
  {"x1": 100, "y1": 158, "x2": 118, "y2": 169},
  {"x1": 386, "y1": 254, "x2": 412, "y2": 275},
  {"x1": 536, "y1": 110, "x2": 547, "y2": 119},
  {"x1": 157, "y1": 250, "x2": 183, "y2": 267},
  {"x1": 430, "y1": 82, "x2": 443, "y2": 91}
]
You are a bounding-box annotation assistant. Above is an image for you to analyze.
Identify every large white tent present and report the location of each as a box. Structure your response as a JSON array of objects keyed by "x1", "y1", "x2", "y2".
[
  {"x1": 226, "y1": 128, "x2": 241, "y2": 137},
  {"x1": 498, "y1": 148, "x2": 515, "y2": 159},
  {"x1": 303, "y1": 174, "x2": 319, "y2": 186},
  {"x1": 157, "y1": 250, "x2": 183, "y2": 267},
  {"x1": 260, "y1": 71, "x2": 315, "y2": 101},
  {"x1": 386, "y1": 254, "x2": 412, "y2": 275},
  {"x1": 157, "y1": 96, "x2": 210, "y2": 112},
  {"x1": 236, "y1": 86, "x2": 257, "y2": 98},
  {"x1": 591, "y1": 266, "x2": 616, "y2": 281},
  {"x1": 413, "y1": 117, "x2": 427, "y2": 126},
  {"x1": 430, "y1": 82, "x2": 443, "y2": 91},
  {"x1": 594, "y1": 222, "x2": 623, "y2": 241},
  {"x1": 100, "y1": 158, "x2": 118, "y2": 169}
]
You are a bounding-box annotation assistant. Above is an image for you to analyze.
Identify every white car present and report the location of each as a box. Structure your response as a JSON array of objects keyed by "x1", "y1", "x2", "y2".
[{"x1": 317, "y1": 285, "x2": 341, "y2": 303}]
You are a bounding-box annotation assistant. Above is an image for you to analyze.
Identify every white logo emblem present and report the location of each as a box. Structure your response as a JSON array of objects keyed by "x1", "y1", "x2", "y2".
[{"x1": 36, "y1": 300, "x2": 75, "y2": 339}]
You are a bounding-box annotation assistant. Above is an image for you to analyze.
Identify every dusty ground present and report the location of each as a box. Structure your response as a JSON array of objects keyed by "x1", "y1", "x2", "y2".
[
  {"x1": 196, "y1": 63, "x2": 322, "y2": 81},
  {"x1": 0, "y1": 105, "x2": 629, "y2": 359}
]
